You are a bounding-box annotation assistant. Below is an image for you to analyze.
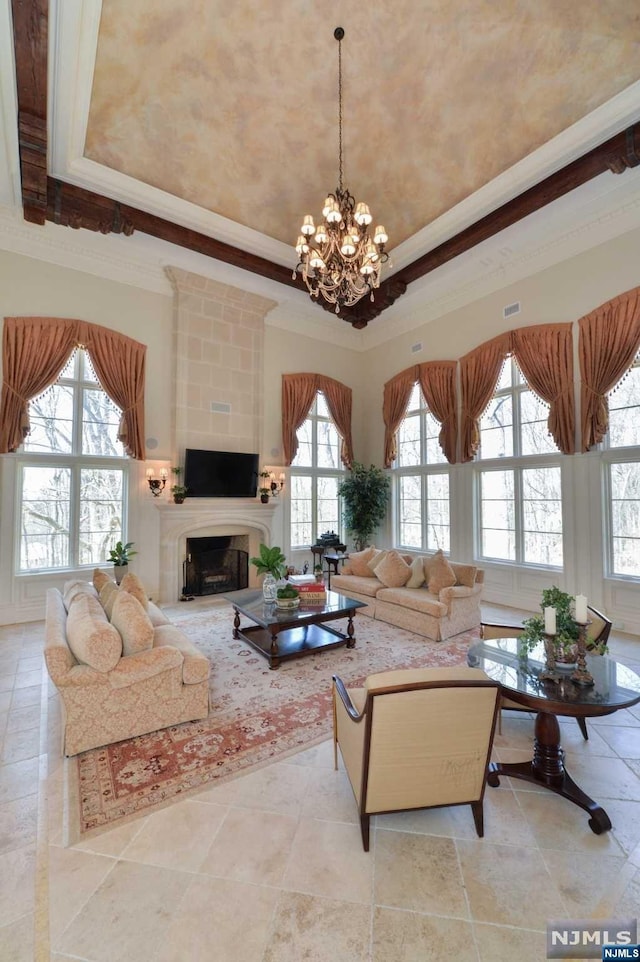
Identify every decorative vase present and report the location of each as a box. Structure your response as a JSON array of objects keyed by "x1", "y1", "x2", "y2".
[
  {"x1": 114, "y1": 563, "x2": 128, "y2": 585},
  {"x1": 262, "y1": 573, "x2": 277, "y2": 602},
  {"x1": 173, "y1": 495, "x2": 185, "y2": 504}
]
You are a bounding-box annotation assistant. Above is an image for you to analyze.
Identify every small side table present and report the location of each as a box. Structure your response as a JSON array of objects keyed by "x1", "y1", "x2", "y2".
[{"x1": 323, "y1": 552, "x2": 350, "y2": 589}]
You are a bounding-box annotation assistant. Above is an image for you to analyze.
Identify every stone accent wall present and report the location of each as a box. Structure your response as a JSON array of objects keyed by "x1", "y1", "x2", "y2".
[{"x1": 166, "y1": 268, "x2": 276, "y2": 456}]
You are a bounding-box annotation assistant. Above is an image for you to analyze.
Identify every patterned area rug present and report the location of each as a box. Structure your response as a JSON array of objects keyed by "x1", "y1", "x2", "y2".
[{"x1": 73, "y1": 601, "x2": 477, "y2": 836}]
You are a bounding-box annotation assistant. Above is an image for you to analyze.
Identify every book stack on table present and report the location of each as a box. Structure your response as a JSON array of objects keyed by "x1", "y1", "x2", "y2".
[{"x1": 298, "y1": 582, "x2": 327, "y2": 607}]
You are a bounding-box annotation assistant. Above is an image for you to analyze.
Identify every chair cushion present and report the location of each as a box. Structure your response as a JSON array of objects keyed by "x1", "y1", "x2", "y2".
[
  {"x1": 374, "y1": 550, "x2": 411, "y2": 588},
  {"x1": 330, "y1": 574, "x2": 382, "y2": 598},
  {"x1": 347, "y1": 546, "x2": 378, "y2": 577},
  {"x1": 111, "y1": 590, "x2": 154, "y2": 657},
  {"x1": 426, "y1": 550, "x2": 456, "y2": 593},
  {"x1": 376, "y1": 587, "x2": 446, "y2": 617},
  {"x1": 66, "y1": 595, "x2": 122, "y2": 672},
  {"x1": 119, "y1": 572, "x2": 149, "y2": 610}
]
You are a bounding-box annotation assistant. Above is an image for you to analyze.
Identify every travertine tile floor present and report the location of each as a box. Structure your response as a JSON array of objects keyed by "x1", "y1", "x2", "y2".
[{"x1": 1, "y1": 609, "x2": 640, "y2": 961}]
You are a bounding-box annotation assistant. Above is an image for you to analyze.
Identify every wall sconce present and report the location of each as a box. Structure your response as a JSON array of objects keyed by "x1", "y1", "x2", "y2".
[
  {"x1": 146, "y1": 467, "x2": 168, "y2": 497},
  {"x1": 270, "y1": 472, "x2": 286, "y2": 497}
]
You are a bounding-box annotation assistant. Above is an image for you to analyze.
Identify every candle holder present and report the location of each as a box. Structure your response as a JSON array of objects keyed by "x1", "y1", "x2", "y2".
[
  {"x1": 540, "y1": 633, "x2": 560, "y2": 682},
  {"x1": 570, "y1": 621, "x2": 594, "y2": 687}
]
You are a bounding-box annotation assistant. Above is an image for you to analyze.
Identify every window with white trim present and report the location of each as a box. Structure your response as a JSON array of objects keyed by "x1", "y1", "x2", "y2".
[
  {"x1": 394, "y1": 384, "x2": 450, "y2": 552},
  {"x1": 289, "y1": 391, "x2": 345, "y2": 548},
  {"x1": 603, "y1": 353, "x2": 640, "y2": 579},
  {"x1": 17, "y1": 348, "x2": 128, "y2": 572},
  {"x1": 476, "y1": 357, "x2": 563, "y2": 567}
]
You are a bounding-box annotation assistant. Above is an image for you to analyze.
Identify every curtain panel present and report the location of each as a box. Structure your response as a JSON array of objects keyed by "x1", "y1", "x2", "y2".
[
  {"x1": 417, "y1": 361, "x2": 458, "y2": 464},
  {"x1": 511, "y1": 323, "x2": 575, "y2": 455},
  {"x1": 579, "y1": 286, "x2": 640, "y2": 451},
  {"x1": 382, "y1": 367, "x2": 419, "y2": 467},
  {"x1": 282, "y1": 373, "x2": 354, "y2": 467},
  {"x1": 459, "y1": 333, "x2": 511, "y2": 463},
  {"x1": 0, "y1": 317, "x2": 147, "y2": 460}
]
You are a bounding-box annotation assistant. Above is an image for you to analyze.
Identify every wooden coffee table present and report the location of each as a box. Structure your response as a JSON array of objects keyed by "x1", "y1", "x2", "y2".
[{"x1": 226, "y1": 589, "x2": 366, "y2": 670}]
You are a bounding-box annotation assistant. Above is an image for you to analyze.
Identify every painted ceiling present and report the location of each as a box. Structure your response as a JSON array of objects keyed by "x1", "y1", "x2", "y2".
[{"x1": 85, "y1": 0, "x2": 640, "y2": 256}]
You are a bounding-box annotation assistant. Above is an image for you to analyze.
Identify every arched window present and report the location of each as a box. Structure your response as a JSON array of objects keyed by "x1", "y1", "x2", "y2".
[
  {"x1": 290, "y1": 391, "x2": 345, "y2": 548},
  {"x1": 475, "y1": 357, "x2": 563, "y2": 566},
  {"x1": 393, "y1": 384, "x2": 450, "y2": 551},
  {"x1": 17, "y1": 348, "x2": 128, "y2": 571},
  {"x1": 603, "y1": 352, "x2": 640, "y2": 578}
]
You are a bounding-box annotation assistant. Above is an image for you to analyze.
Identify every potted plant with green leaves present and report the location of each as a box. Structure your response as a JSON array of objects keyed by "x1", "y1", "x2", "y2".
[
  {"x1": 107, "y1": 540, "x2": 137, "y2": 584},
  {"x1": 171, "y1": 466, "x2": 188, "y2": 504},
  {"x1": 338, "y1": 461, "x2": 391, "y2": 551},
  {"x1": 519, "y1": 586, "x2": 585, "y2": 663},
  {"x1": 250, "y1": 543, "x2": 287, "y2": 602},
  {"x1": 313, "y1": 563, "x2": 324, "y2": 584},
  {"x1": 259, "y1": 470, "x2": 271, "y2": 504}
]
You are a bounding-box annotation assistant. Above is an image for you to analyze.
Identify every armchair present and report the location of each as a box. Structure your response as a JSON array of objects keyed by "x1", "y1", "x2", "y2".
[
  {"x1": 332, "y1": 666, "x2": 501, "y2": 851},
  {"x1": 481, "y1": 604, "x2": 612, "y2": 740}
]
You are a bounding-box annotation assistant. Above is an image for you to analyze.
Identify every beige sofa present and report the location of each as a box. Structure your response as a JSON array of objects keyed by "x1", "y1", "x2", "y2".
[
  {"x1": 330, "y1": 548, "x2": 484, "y2": 642},
  {"x1": 44, "y1": 580, "x2": 210, "y2": 755}
]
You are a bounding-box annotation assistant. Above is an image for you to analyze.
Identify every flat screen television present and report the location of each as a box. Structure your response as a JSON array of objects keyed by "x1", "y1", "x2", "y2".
[{"x1": 184, "y1": 449, "x2": 259, "y2": 498}]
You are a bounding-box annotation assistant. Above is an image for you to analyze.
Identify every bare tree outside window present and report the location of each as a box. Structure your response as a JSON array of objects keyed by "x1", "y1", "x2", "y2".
[
  {"x1": 18, "y1": 349, "x2": 128, "y2": 572},
  {"x1": 394, "y1": 384, "x2": 450, "y2": 552},
  {"x1": 605, "y1": 355, "x2": 640, "y2": 579},
  {"x1": 477, "y1": 357, "x2": 562, "y2": 567},
  {"x1": 290, "y1": 392, "x2": 345, "y2": 549}
]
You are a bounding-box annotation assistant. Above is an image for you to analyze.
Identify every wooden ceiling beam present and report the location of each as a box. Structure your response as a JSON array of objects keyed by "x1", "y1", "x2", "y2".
[{"x1": 11, "y1": 0, "x2": 48, "y2": 224}]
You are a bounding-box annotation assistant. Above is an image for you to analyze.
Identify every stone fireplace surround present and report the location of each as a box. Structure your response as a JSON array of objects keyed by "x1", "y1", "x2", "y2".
[{"x1": 155, "y1": 500, "x2": 278, "y2": 603}]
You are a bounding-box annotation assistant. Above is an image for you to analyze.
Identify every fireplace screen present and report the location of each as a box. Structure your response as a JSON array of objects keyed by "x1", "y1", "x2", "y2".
[{"x1": 183, "y1": 537, "x2": 249, "y2": 597}]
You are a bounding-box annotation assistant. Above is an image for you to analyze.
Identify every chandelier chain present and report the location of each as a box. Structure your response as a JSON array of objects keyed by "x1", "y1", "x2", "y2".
[{"x1": 337, "y1": 33, "x2": 343, "y2": 194}]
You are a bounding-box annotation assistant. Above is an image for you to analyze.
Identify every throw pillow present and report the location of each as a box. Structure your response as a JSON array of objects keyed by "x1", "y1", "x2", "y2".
[
  {"x1": 347, "y1": 546, "x2": 378, "y2": 577},
  {"x1": 62, "y1": 580, "x2": 97, "y2": 611},
  {"x1": 427, "y1": 550, "x2": 457, "y2": 594},
  {"x1": 367, "y1": 549, "x2": 388, "y2": 574},
  {"x1": 405, "y1": 556, "x2": 426, "y2": 589},
  {"x1": 110, "y1": 591, "x2": 154, "y2": 657},
  {"x1": 450, "y1": 562, "x2": 478, "y2": 589},
  {"x1": 99, "y1": 581, "x2": 119, "y2": 619},
  {"x1": 66, "y1": 595, "x2": 122, "y2": 672},
  {"x1": 374, "y1": 550, "x2": 412, "y2": 588},
  {"x1": 93, "y1": 569, "x2": 112, "y2": 593},
  {"x1": 120, "y1": 572, "x2": 149, "y2": 610}
]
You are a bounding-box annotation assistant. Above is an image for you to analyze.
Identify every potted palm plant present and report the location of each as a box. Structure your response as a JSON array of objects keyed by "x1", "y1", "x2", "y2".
[
  {"x1": 250, "y1": 543, "x2": 287, "y2": 601},
  {"x1": 107, "y1": 540, "x2": 137, "y2": 584}
]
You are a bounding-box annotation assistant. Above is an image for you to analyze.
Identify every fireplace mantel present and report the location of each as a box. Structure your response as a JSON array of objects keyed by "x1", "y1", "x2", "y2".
[{"x1": 155, "y1": 499, "x2": 278, "y2": 602}]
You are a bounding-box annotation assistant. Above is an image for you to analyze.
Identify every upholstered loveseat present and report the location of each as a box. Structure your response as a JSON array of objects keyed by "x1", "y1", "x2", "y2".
[
  {"x1": 44, "y1": 573, "x2": 210, "y2": 755},
  {"x1": 330, "y1": 547, "x2": 484, "y2": 642}
]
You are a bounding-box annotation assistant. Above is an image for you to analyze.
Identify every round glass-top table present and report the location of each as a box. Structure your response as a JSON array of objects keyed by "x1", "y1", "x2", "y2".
[{"x1": 468, "y1": 637, "x2": 640, "y2": 833}]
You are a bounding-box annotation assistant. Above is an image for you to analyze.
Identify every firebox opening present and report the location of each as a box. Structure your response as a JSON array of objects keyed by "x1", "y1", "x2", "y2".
[{"x1": 183, "y1": 536, "x2": 249, "y2": 597}]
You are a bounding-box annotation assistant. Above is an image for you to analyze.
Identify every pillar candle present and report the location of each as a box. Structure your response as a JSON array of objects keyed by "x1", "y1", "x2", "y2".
[
  {"x1": 575, "y1": 594, "x2": 588, "y2": 623},
  {"x1": 544, "y1": 606, "x2": 556, "y2": 635}
]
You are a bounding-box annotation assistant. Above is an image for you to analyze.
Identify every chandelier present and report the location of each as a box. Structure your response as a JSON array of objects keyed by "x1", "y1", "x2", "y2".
[{"x1": 293, "y1": 27, "x2": 389, "y2": 314}]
